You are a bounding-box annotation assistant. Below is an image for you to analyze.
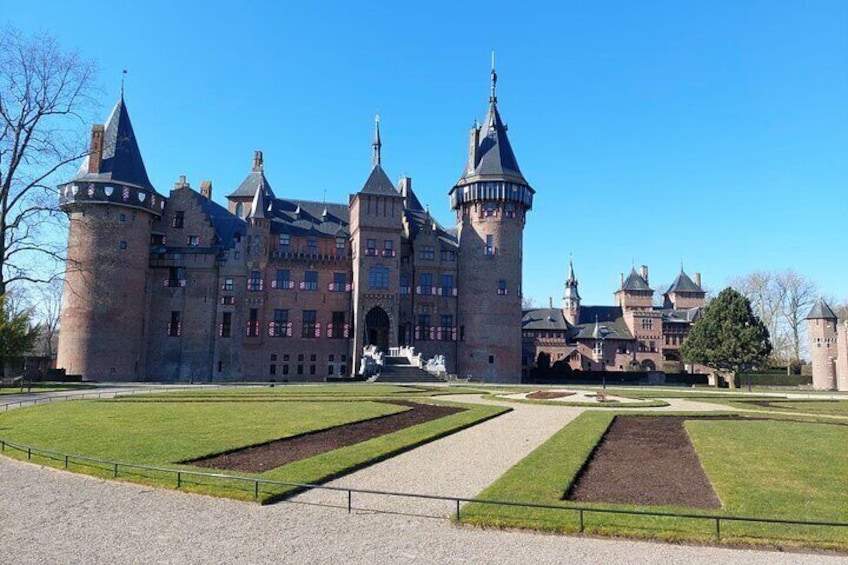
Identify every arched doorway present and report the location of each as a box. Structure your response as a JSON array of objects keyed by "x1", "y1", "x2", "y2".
[
  {"x1": 365, "y1": 307, "x2": 390, "y2": 353},
  {"x1": 641, "y1": 359, "x2": 657, "y2": 371}
]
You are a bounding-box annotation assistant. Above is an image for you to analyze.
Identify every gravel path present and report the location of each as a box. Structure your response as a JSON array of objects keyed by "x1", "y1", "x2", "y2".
[
  {"x1": 292, "y1": 394, "x2": 582, "y2": 516},
  {"x1": 4, "y1": 457, "x2": 846, "y2": 565}
]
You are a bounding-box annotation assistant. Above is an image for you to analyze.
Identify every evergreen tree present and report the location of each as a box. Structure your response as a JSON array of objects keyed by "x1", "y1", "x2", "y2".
[
  {"x1": 681, "y1": 287, "x2": 771, "y2": 390},
  {"x1": 0, "y1": 293, "x2": 39, "y2": 376}
]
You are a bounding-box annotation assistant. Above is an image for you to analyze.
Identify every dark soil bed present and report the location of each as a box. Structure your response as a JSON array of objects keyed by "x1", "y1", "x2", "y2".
[
  {"x1": 526, "y1": 391, "x2": 576, "y2": 400},
  {"x1": 185, "y1": 401, "x2": 464, "y2": 473},
  {"x1": 565, "y1": 416, "x2": 722, "y2": 509}
]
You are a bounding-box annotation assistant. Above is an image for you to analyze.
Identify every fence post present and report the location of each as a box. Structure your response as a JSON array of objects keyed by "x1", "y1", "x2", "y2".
[
  {"x1": 456, "y1": 500, "x2": 460, "y2": 521},
  {"x1": 64, "y1": 455, "x2": 69, "y2": 469},
  {"x1": 254, "y1": 480, "x2": 259, "y2": 500},
  {"x1": 715, "y1": 518, "x2": 721, "y2": 540},
  {"x1": 114, "y1": 463, "x2": 119, "y2": 478},
  {"x1": 579, "y1": 509, "x2": 584, "y2": 533},
  {"x1": 348, "y1": 490, "x2": 352, "y2": 513},
  {"x1": 177, "y1": 471, "x2": 182, "y2": 489},
  {"x1": 27, "y1": 447, "x2": 31, "y2": 460}
]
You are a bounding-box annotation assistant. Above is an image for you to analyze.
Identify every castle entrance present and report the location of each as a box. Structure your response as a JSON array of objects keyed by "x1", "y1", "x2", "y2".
[{"x1": 365, "y1": 306, "x2": 390, "y2": 353}]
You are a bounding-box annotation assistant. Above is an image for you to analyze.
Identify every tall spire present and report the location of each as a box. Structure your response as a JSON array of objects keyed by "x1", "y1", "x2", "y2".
[
  {"x1": 121, "y1": 69, "x2": 127, "y2": 98},
  {"x1": 372, "y1": 113, "x2": 382, "y2": 168},
  {"x1": 567, "y1": 253, "x2": 577, "y2": 283},
  {"x1": 490, "y1": 50, "x2": 497, "y2": 105}
]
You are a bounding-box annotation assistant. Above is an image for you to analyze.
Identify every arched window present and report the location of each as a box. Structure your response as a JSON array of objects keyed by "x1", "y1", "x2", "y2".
[
  {"x1": 235, "y1": 202, "x2": 244, "y2": 218},
  {"x1": 368, "y1": 265, "x2": 389, "y2": 289}
]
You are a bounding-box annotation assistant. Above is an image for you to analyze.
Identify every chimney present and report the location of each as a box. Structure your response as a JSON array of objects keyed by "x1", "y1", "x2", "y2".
[
  {"x1": 640, "y1": 265, "x2": 649, "y2": 284},
  {"x1": 695, "y1": 272, "x2": 702, "y2": 288},
  {"x1": 174, "y1": 175, "x2": 189, "y2": 190},
  {"x1": 399, "y1": 176, "x2": 411, "y2": 198},
  {"x1": 88, "y1": 125, "x2": 105, "y2": 174},
  {"x1": 200, "y1": 180, "x2": 212, "y2": 199},
  {"x1": 619, "y1": 273, "x2": 624, "y2": 289},
  {"x1": 252, "y1": 150, "x2": 264, "y2": 172},
  {"x1": 466, "y1": 124, "x2": 480, "y2": 173},
  {"x1": 549, "y1": 296, "x2": 553, "y2": 308}
]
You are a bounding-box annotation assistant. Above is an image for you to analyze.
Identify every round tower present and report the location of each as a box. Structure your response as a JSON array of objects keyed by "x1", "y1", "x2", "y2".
[
  {"x1": 806, "y1": 298, "x2": 838, "y2": 390},
  {"x1": 450, "y1": 67, "x2": 534, "y2": 383},
  {"x1": 57, "y1": 96, "x2": 163, "y2": 381}
]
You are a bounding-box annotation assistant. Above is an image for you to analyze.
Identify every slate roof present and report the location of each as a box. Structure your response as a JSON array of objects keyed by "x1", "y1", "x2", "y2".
[
  {"x1": 360, "y1": 165, "x2": 401, "y2": 197},
  {"x1": 620, "y1": 268, "x2": 652, "y2": 291},
  {"x1": 228, "y1": 170, "x2": 276, "y2": 199},
  {"x1": 659, "y1": 307, "x2": 701, "y2": 324},
  {"x1": 665, "y1": 270, "x2": 704, "y2": 294},
  {"x1": 73, "y1": 97, "x2": 156, "y2": 192},
  {"x1": 522, "y1": 308, "x2": 569, "y2": 331},
  {"x1": 806, "y1": 298, "x2": 838, "y2": 320},
  {"x1": 188, "y1": 190, "x2": 246, "y2": 250},
  {"x1": 266, "y1": 198, "x2": 350, "y2": 238},
  {"x1": 572, "y1": 306, "x2": 634, "y2": 341}
]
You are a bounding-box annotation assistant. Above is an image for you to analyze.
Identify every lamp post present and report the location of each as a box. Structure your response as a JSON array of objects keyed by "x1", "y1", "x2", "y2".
[{"x1": 592, "y1": 316, "x2": 608, "y2": 389}]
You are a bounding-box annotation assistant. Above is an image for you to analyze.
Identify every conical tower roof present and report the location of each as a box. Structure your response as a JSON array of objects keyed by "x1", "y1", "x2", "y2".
[
  {"x1": 74, "y1": 96, "x2": 154, "y2": 191},
  {"x1": 621, "y1": 268, "x2": 652, "y2": 291},
  {"x1": 456, "y1": 69, "x2": 529, "y2": 187},
  {"x1": 228, "y1": 151, "x2": 276, "y2": 200},
  {"x1": 806, "y1": 297, "x2": 837, "y2": 320},
  {"x1": 665, "y1": 270, "x2": 704, "y2": 294}
]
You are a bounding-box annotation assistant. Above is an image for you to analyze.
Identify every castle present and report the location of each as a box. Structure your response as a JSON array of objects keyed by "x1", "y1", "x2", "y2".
[
  {"x1": 57, "y1": 70, "x2": 533, "y2": 383},
  {"x1": 56, "y1": 69, "x2": 715, "y2": 384},
  {"x1": 806, "y1": 298, "x2": 848, "y2": 390},
  {"x1": 520, "y1": 260, "x2": 708, "y2": 379}
]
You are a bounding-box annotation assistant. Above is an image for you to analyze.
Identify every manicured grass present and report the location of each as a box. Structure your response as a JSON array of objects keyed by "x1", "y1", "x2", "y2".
[
  {"x1": 712, "y1": 400, "x2": 848, "y2": 417},
  {"x1": 0, "y1": 393, "x2": 509, "y2": 503},
  {"x1": 460, "y1": 411, "x2": 848, "y2": 550},
  {"x1": 0, "y1": 383, "x2": 95, "y2": 396}
]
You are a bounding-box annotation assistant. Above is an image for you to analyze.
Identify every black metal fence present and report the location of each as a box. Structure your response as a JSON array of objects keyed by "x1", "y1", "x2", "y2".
[
  {"x1": 2, "y1": 438, "x2": 847, "y2": 541},
  {"x1": 0, "y1": 386, "x2": 226, "y2": 411}
]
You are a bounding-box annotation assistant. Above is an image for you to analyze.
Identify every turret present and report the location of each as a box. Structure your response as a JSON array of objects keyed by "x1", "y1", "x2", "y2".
[
  {"x1": 663, "y1": 268, "x2": 706, "y2": 309},
  {"x1": 562, "y1": 256, "x2": 581, "y2": 324},
  {"x1": 615, "y1": 266, "x2": 653, "y2": 311},
  {"x1": 57, "y1": 95, "x2": 163, "y2": 381},
  {"x1": 450, "y1": 64, "x2": 534, "y2": 383},
  {"x1": 806, "y1": 298, "x2": 838, "y2": 390}
]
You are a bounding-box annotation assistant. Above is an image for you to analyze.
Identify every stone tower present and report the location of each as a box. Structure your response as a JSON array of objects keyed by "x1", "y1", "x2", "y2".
[
  {"x1": 562, "y1": 257, "x2": 581, "y2": 325},
  {"x1": 806, "y1": 298, "x2": 838, "y2": 390},
  {"x1": 349, "y1": 116, "x2": 404, "y2": 375},
  {"x1": 57, "y1": 96, "x2": 163, "y2": 381},
  {"x1": 450, "y1": 67, "x2": 534, "y2": 383}
]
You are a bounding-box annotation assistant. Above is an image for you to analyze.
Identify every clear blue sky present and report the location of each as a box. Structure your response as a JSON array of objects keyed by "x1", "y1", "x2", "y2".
[{"x1": 6, "y1": 0, "x2": 847, "y2": 307}]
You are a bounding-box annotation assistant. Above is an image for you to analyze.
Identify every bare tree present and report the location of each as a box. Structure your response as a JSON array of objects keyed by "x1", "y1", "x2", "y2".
[
  {"x1": 0, "y1": 25, "x2": 97, "y2": 296},
  {"x1": 774, "y1": 269, "x2": 817, "y2": 361},
  {"x1": 29, "y1": 279, "x2": 62, "y2": 360},
  {"x1": 729, "y1": 271, "x2": 789, "y2": 361}
]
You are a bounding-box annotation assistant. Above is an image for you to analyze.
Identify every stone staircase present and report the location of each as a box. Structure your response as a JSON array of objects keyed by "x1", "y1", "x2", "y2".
[{"x1": 372, "y1": 356, "x2": 444, "y2": 383}]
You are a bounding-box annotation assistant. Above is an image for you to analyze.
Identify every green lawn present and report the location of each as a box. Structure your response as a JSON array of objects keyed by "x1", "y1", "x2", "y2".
[
  {"x1": 712, "y1": 399, "x2": 848, "y2": 417},
  {"x1": 0, "y1": 393, "x2": 508, "y2": 503},
  {"x1": 460, "y1": 411, "x2": 848, "y2": 550},
  {"x1": 0, "y1": 383, "x2": 95, "y2": 396}
]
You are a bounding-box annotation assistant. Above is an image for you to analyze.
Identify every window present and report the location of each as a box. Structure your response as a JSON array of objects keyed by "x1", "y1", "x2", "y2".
[
  {"x1": 302, "y1": 310, "x2": 317, "y2": 338},
  {"x1": 488, "y1": 355, "x2": 494, "y2": 364},
  {"x1": 119, "y1": 240, "x2": 127, "y2": 250},
  {"x1": 307, "y1": 236, "x2": 318, "y2": 254},
  {"x1": 119, "y1": 213, "x2": 126, "y2": 222},
  {"x1": 222, "y1": 277, "x2": 234, "y2": 291},
  {"x1": 400, "y1": 274, "x2": 410, "y2": 296},
  {"x1": 484, "y1": 201, "x2": 496, "y2": 217},
  {"x1": 302, "y1": 270, "x2": 318, "y2": 291},
  {"x1": 505, "y1": 202, "x2": 516, "y2": 218},
  {"x1": 273, "y1": 269, "x2": 292, "y2": 289},
  {"x1": 369, "y1": 265, "x2": 389, "y2": 289},
  {"x1": 220, "y1": 312, "x2": 232, "y2": 337},
  {"x1": 485, "y1": 235, "x2": 495, "y2": 257},
  {"x1": 270, "y1": 309, "x2": 290, "y2": 337},
  {"x1": 187, "y1": 235, "x2": 200, "y2": 246},
  {"x1": 440, "y1": 249, "x2": 456, "y2": 262},
  {"x1": 329, "y1": 311, "x2": 347, "y2": 339},
  {"x1": 418, "y1": 273, "x2": 433, "y2": 295},
  {"x1": 419, "y1": 245, "x2": 435, "y2": 260},
  {"x1": 497, "y1": 280, "x2": 507, "y2": 295},
  {"x1": 641, "y1": 318, "x2": 653, "y2": 330},
  {"x1": 235, "y1": 202, "x2": 244, "y2": 218},
  {"x1": 382, "y1": 239, "x2": 395, "y2": 257},
  {"x1": 365, "y1": 238, "x2": 377, "y2": 256},
  {"x1": 165, "y1": 267, "x2": 186, "y2": 288},
  {"x1": 331, "y1": 272, "x2": 348, "y2": 292},
  {"x1": 168, "y1": 311, "x2": 181, "y2": 336},
  {"x1": 417, "y1": 314, "x2": 431, "y2": 341},
  {"x1": 151, "y1": 234, "x2": 165, "y2": 245},
  {"x1": 246, "y1": 308, "x2": 260, "y2": 337},
  {"x1": 440, "y1": 315, "x2": 454, "y2": 341},
  {"x1": 297, "y1": 365, "x2": 303, "y2": 375},
  {"x1": 173, "y1": 210, "x2": 184, "y2": 228},
  {"x1": 248, "y1": 270, "x2": 263, "y2": 291},
  {"x1": 440, "y1": 274, "x2": 454, "y2": 297},
  {"x1": 279, "y1": 233, "x2": 290, "y2": 251},
  {"x1": 221, "y1": 295, "x2": 235, "y2": 305},
  {"x1": 335, "y1": 236, "x2": 346, "y2": 252}
]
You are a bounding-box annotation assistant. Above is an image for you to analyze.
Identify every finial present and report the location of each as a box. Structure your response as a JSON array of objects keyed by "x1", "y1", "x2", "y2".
[
  {"x1": 489, "y1": 50, "x2": 498, "y2": 104},
  {"x1": 372, "y1": 113, "x2": 382, "y2": 168},
  {"x1": 121, "y1": 69, "x2": 127, "y2": 98}
]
